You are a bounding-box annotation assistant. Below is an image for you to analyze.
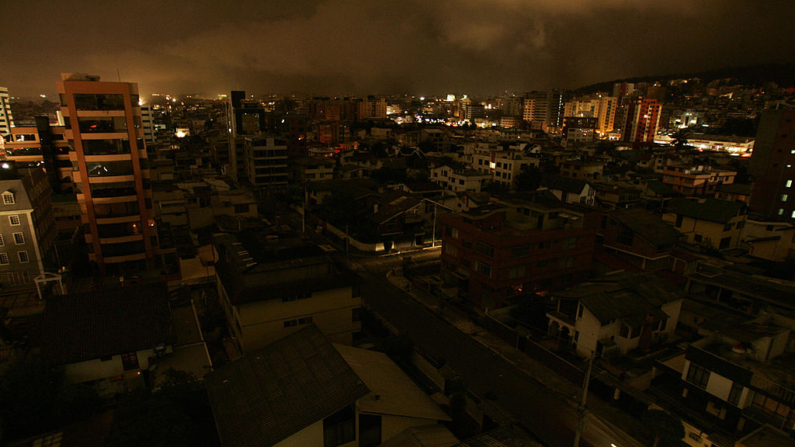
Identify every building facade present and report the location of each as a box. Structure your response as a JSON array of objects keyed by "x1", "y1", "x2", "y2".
[
  {"x1": 0, "y1": 87, "x2": 14, "y2": 136},
  {"x1": 622, "y1": 99, "x2": 662, "y2": 145},
  {"x1": 57, "y1": 73, "x2": 157, "y2": 275},
  {"x1": 749, "y1": 108, "x2": 795, "y2": 220}
]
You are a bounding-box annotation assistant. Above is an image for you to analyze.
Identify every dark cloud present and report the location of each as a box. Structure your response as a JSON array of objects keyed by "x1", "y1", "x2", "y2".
[{"x1": 2, "y1": 0, "x2": 794, "y2": 97}]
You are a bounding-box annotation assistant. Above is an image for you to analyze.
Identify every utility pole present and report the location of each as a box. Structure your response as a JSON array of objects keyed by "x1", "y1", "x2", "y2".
[
  {"x1": 573, "y1": 352, "x2": 595, "y2": 447},
  {"x1": 431, "y1": 202, "x2": 437, "y2": 247}
]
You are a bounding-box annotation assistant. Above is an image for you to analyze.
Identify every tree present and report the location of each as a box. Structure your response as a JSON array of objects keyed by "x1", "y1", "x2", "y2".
[
  {"x1": 516, "y1": 165, "x2": 543, "y2": 191},
  {"x1": 670, "y1": 129, "x2": 692, "y2": 150},
  {"x1": 641, "y1": 409, "x2": 685, "y2": 447}
]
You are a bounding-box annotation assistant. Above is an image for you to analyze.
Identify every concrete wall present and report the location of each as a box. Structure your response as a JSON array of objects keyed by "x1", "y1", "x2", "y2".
[
  {"x1": 64, "y1": 347, "x2": 157, "y2": 384},
  {"x1": 237, "y1": 286, "x2": 360, "y2": 352}
]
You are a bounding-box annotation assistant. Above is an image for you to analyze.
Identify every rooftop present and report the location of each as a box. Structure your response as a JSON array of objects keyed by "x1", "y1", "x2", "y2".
[
  {"x1": 41, "y1": 283, "x2": 175, "y2": 364},
  {"x1": 608, "y1": 208, "x2": 681, "y2": 247},
  {"x1": 205, "y1": 325, "x2": 370, "y2": 447},
  {"x1": 668, "y1": 198, "x2": 745, "y2": 224}
]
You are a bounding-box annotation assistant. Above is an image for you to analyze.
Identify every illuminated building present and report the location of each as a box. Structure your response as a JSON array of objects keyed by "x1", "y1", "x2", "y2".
[
  {"x1": 57, "y1": 73, "x2": 157, "y2": 275},
  {"x1": 622, "y1": 99, "x2": 662, "y2": 145},
  {"x1": 749, "y1": 108, "x2": 795, "y2": 220},
  {"x1": 0, "y1": 87, "x2": 14, "y2": 135}
]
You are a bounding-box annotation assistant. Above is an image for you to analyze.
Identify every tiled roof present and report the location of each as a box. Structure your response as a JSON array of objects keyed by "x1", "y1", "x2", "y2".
[
  {"x1": 668, "y1": 198, "x2": 745, "y2": 224},
  {"x1": 609, "y1": 208, "x2": 681, "y2": 247},
  {"x1": 205, "y1": 325, "x2": 370, "y2": 447},
  {"x1": 542, "y1": 175, "x2": 590, "y2": 194},
  {"x1": 41, "y1": 283, "x2": 175, "y2": 364},
  {"x1": 556, "y1": 273, "x2": 684, "y2": 326}
]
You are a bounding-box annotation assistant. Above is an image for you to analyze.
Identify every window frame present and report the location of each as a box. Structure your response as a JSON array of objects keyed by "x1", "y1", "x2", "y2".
[
  {"x1": 9, "y1": 215, "x2": 20, "y2": 226},
  {"x1": 17, "y1": 251, "x2": 29, "y2": 263},
  {"x1": 13, "y1": 232, "x2": 24, "y2": 245},
  {"x1": 2, "y1": 193, "x2": 14, "y2": 205}
]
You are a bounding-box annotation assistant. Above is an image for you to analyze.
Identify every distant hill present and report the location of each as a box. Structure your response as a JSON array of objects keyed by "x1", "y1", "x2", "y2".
[{"x1": 574, "y1": 63, "x2": 795, "y2": 94}]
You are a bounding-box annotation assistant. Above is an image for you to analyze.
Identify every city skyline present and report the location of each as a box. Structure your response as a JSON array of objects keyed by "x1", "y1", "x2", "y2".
[{"x1": 3, "y1": 0, "x2": 795, "y2": 98}]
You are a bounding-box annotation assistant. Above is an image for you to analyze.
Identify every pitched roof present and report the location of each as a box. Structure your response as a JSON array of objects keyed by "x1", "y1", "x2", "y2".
[
  {"x1": 609, "y1": 208, "x2": 681, "y2": 247},
  {"x1": 455, "y1": 425, "x2": 544, "y2": 447},
  {"x1": 334, "y1": 344, "x2": 450, "y2": 422},
  {"x1": 41, "y1": 283, "x2": 175, "y2": 364},
  {"x1": 668, "y1": 198, "x2": 745, "y2": 224},
  {"x1": 555, "y1": 273, "x2": 684, "y2": 327},
  {"x1": 205, "y1": 325, "x2": 370, "y2": 447},
  {"x1": 542, "y1": 175, "x2": 589, "y2": 194}
]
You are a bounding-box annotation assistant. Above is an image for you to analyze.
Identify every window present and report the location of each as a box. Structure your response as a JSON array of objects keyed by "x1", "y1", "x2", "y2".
[
  {"x1": 787, "y1": 180, "x2": 792, "y2": 188},
  {"x1": 0, "y1": 234, "x2": 4, "y2": 246},
  {"x1": 2, "y1": 193, "x2": 14, "y2": 205},
  {"x1": 617, "y1": 225, "x2": 634, "y2": 245},
  {"x1": 694, "y1": 234, "x2": 703, "y2": 242},
  {"x1": 508, "y1": 265, "x2": 526, "y2": 279},
  {"x1": 511, "y1": 245, "x2": 530, "y2": 258},
  {"x1": 444, "y1": 244, "x2": 458, "y2": 256},
  {"x1": 0, "y1": 253, "x2": 8, "y2": 265},
  {"x1": 736, "y1": 221, "x2": 745, "y2": 229},
  {"x1": 13, "y1": 233, "x2": 24, "y2": 245},
  {"x1": 324, "y1": 405, "x2": 355, "y2": 447},
  {"x1": 359, "y1": 413, "x2": 382, "y2": 447},
  {"x1": 536, "y1": 260, "x2": 549, "y2": 268},
  {"x1": 538, "y1": 241, "x2": 551, "y2": 249},
  {"x1": 284, "y1": 319, "x2": 298, "y2": 328},
  {"x1": 17, "y1": 251, "x2": 28, "y2": 263},
  {"x1": 728, "y1": 382, "x2": 743, "y2": 406},
  {"x1": 675, "y1": 215, "x2": 684, "y2": 228},
  {"x1": 686, "y1": 363, "x2": 710, "y2": 389},
  {"x1": 121, "y1": 352, "x2": 139, "y2": 371},
  {"x1": 724, "y1": 223, "x2": 734, "y2": 231},
  {"x1": 298, "y1": 316, "x2": 313, "y2": 325},
  {"x1": 234, "y1": 204, "x2": 249, "y2": 214},
  {"x1": 559, "y1": 257, "x2": 574, "y2": 269},
  {"x1": 782, "y1": 195, "x2": 789, "y2": 202},
  {"x1": 562, "y1": 237, "x2": 577, "y2": 249},
  {"x1": 476, "y1": 261, "x2": 492, "y2": 277},
  {"x1": 9, "y1": 215, "x2": 20, "y2": 226},
  {"x1": 475, "y1": 241, "x2": 494, "y2": 257},
  {"x1": 577, "y1": 304, "x2": 584, "y2": 319},
  {"x1": 620, "y1": 324, "x2": 630, "y2": 338},
  {"x1": 444, "y1": 226, "x2": 458, "y2": 238}
]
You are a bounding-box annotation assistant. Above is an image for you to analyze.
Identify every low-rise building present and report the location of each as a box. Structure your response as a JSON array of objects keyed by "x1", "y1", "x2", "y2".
[
  {"x1": 440, "y1": 195, "x2": 600, "y2": 310},
  {"x1": 598, "y1": 208, "x2": 681, "y2": 271},
  {"x1": 546, "y1": 273, "x2": 684, "y2": 358},
  {"x1": 663, "y1": 165, "x2": 737, "y2": 197},
  {"x1": 430, "y1": 165, "x2": 490, "y2": 192},
  {"x1": 206, "y1": 325, "x2": 451, "y2": 447},
  {"x1": 664, "y1": 198, "x2": 747, "y2": 250},
  {"x1": 214, "y1": 232, "x2": 362, "y2": 354}
]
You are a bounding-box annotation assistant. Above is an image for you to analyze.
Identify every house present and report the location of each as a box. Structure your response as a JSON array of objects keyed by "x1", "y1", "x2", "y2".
[
  {"x1": 540, "y1": 175, "x2": 595, "y2": 206},
  {"x1": 362, "y1": 190, "x2": 451, "y2": 250},
  {"x1": 715, "y1": 183, "x2": 752, "y2": 204},
  {"x1": 739, "y1": 216, "x2": 795, "y2": 262},
  {"x1": 440, "y1": 195, "x2": 600, "y2": 310},
  {"x1": 546, "y1": 273, "x2": 684, "y2": 358},
  {"x1": 430, "y1": 165, "x2": 490, "y2": 192},
  {"x1": 598, "y1": 208, "x2": 682, "y2": 271},
  {"x1": 662, "y1": 164, "x2": 737, "y2": 197},
  {"x1": 653, "y1": 308, "x2": 795, "y2": 441},
  {"x1": 558, "y1": 160, "x2": 603, "y2": 181},
  {"x1": 213, "y1": 232, "x2": 362, "y2": 354},
  {"x1": 663, "y1": 198, "x2": 747, "y2": 250},
  {"x1": 592, "y1": 182, "x2": 643, "y2": 209},
  {"x1": 291, "y1": 156, "x2": 336, "y2": 184},
  {"x1": 205, "y1": 325, "x2": 451, "y2": 447},
  {"x1": 40, "y1": 282, "x2": 211, "y2": 395}
]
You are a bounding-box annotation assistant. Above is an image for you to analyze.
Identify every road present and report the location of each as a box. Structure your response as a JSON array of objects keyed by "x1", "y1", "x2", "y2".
[{"x1": 351, "y1": 253, "x2": 627, "y2": 447}]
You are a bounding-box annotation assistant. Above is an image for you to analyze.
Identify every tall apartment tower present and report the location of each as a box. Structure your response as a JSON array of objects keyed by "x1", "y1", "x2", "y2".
[
  {"x1": 749, "y1": 108, "x2": 795, "y2": 220},
  {"x1": 57, "y1": 73, "x2": 157, "y2": 275},
  {"x1": 622, "y1": 99, "x2": 662, "y2": 145},
  {"x1": 0, "y1": 87, "x2": 15, "y2": 135}
]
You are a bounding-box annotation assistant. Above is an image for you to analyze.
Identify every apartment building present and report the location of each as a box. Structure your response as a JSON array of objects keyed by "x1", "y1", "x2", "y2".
[
  {"x1": 57, "y1": 73, "x2": 157, "y2": 275},
  {"x1": 440, "y1": 196, "x2": 600, "y2": 310},
  {"x1": 663, "y1": 164, "x2": 737, "y2": 197}
]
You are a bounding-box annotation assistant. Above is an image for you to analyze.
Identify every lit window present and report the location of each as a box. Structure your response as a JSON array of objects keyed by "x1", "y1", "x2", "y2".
[
  {"x1": 9, "y1": 215, "x2": 20, "y2": 225},
  {"x1": 17, "y1": 251, "x2": 28, "y2": 263},
  {"x1": 0, "y1": 253, "x2": 7, "y2": 264},
  {"x1": 13, "y1": 233, "x2": 24, "y2": 245},
  {"x1": 2, "y1": 193, "x2": 14, "y2": 205},
  {"x1": 782, "y1": 195, "x2": 789, "y2": 202},
  {"x1": 787, "y1": 180, "x2": 793, "y2": 188}
]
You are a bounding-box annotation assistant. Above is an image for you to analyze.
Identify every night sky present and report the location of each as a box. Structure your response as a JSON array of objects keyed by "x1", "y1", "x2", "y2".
[{"x1": 3, "y1": 0, "x2": 795, "y2": 97}]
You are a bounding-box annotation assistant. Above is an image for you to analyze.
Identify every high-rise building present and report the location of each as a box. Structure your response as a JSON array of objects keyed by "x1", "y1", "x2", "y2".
[
  {"x1": 622, "y1": 99, "x2": 662, "y2": 145},
  {"x1": 596, "y1": 95, "x2": 618, "y2": 133},
  {"x1": 243, "y1": 136, "x2": 288, "y2": 188},
  {"x1": 0, "y1": 87, "x2": 15, "y2": 135},
  {"x1": 523, "y1": 90, "x2": 563, "y2": 131},
  {"x1": 57, "y1": 73, "x2": 157, "y2": 275},
  {"x1": 749, "y1": 108, "x2": 795, "y2": 220}
]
